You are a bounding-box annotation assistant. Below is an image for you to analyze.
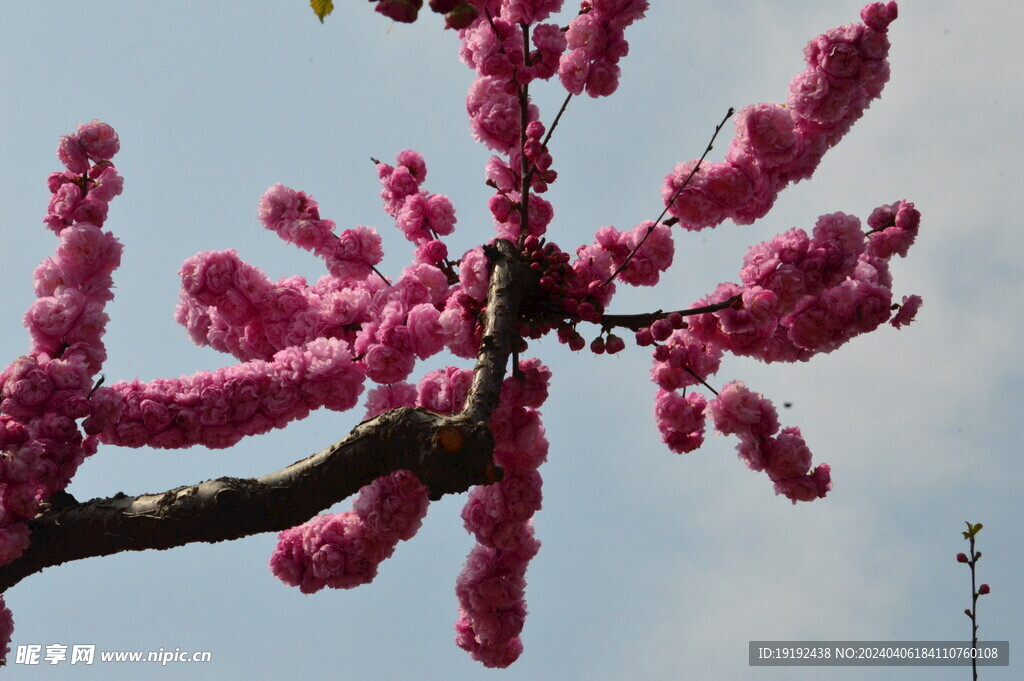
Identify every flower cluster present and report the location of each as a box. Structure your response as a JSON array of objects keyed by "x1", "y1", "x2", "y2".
[
  {"x1": 1, "y1": 122, "x2": 124, "y2": 559},
  {"x1": 269, "y1": 469, "x2": 430, "y2": 592},
  {"x1": 650, "y1": 200, "x2": 918, "y2": 496},
  {"x1": 0, "y1": 122, "x2": 126, "y2": 659},
  {"x1": 558, "y1": 0, "x2": 649, "y2": 97},
  {"x1": 683, "y1": 202, "x2": 921, "y2": 363},
  {"x1": 376, "y1": 150, "x2": 458, "y2": 265},
  {"x1": 449, "y1": 359, "x2": 550, "y2": 668},
  {"x1": 662, "y1": 2, "x2": 898, "y2": 230},
  {"x1": 96, "y1": 338, "x2": 366, "y2": 450},
  {"x1": 707, "y1": 381, "x2": 832, "y2": 503}
]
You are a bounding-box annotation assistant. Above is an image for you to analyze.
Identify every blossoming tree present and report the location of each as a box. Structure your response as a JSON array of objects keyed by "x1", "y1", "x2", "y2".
[{"x1": 0, "y1": 0, "x2": 919, "y2": 668}]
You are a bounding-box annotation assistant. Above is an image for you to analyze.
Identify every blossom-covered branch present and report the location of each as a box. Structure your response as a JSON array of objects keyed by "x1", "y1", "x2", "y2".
[{"x1": 0, "y1": 0, "x2": 915, "y2": 669}]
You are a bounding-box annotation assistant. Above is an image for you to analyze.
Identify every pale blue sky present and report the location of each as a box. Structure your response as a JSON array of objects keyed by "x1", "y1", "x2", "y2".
[{"x1": 1, "y1": 2, "x2": 1020, "y2": 679}]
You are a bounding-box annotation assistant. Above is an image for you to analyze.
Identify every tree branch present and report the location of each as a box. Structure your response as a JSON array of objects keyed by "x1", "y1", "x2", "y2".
[
  {"x1": 462, "y1": 238, "x2": 534, "y2": 423},
  {"x1": 0, "y1": 408, "x2": 496, "y2": 592}
]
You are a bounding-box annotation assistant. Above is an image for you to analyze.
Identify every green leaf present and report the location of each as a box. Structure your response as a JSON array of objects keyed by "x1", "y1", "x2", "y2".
[
  {"x1": 311, "y1": 0, "x2": 334, "y2": 23},
  {"x1": 972, "y1": 523, "x2": 984, "y2": 534}
]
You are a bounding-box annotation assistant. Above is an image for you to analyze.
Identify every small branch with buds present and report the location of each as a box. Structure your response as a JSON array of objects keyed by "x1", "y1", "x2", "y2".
[{"x1": 958, "y1": 521, "x2": 991, "y2": 681}]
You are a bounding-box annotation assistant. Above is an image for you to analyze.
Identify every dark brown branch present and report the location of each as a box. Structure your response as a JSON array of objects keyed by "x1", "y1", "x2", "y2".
[
  {"x1": 461, "y1": 238, "x2": 534, "y2": 423},
  {"x1": 599, "y1": 294, "x2": 742, "y2": 331},
  {"x1": 0, "y1": 408, "x2": 496, "y2": 592}
]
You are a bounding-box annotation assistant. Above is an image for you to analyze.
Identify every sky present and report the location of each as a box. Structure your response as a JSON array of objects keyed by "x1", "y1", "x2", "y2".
[{"x1": 0, "y1": 1, "x2": 1021, "y2": 679}]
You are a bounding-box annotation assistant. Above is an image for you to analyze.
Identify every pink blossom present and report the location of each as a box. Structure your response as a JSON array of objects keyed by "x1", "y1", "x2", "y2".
[
  {"x1": 654, "y1": 389, "x2": 707, "y2": 454},
  {"x1": 396, "y1": 149, "x2": 427, "y2": 184},
  {"x1": 764, "y1": 427, "x2": 813, "y2": 481},
  {"x1": 585, "y1": 58, "x2": 620, "y2": 97},
  {"x1": 396, "y1": 193, "x2": 432, "y2": 242},
  {"x1": 363, "y1": 382, "x2": 417, "y2": 419},
  {"x1": 730, "y1": 103, "x2": 800, "y2": 168},
  {"x1": 593, "y1": 0, "x2": 649, "y2": 29},
  {"x1": 557, "y1": 48, "x2": 590, "y2": 95},
  {"x1": 401, "y1": 263, "x2": 450, "y2": 305},
  {"x1": 426, "y1": 194, "x2": 457, "y2": 235},
  {"x1": 485, "y1": 156, "x2": 517, "y2": 192},
  {"x1": 362, "y1": 344, "x2": 416, "y2": 385},
  {"x1": 417, "y1": 366, "x2": 473, "y2": 414},
  {"x1": 56, "y1": 135, "x2": 89, "y2": 174},
  {"x1": 406, "y1": 303, "x2": 445, "y2": 359},
  {"x1": 614, "y1": 221, "x2": 674, "y2": 287},
  {"x1": 502, "y1": 0, "x2": 562, "y2": 24},
  {"x1": 861, "y1": 1, "x2": 898, "y2": 32},
  {"x1": 76, "y1": 120, "x2": 120, "y2": 162},
  {"x1": 890, "y1": 294, "x2": 921, "y2": 328},
  {"x1": 774, "y1": 463, "x2": 832, "y2": 503},
  {"x1": 649, "y1": 328, "x2": 723, "y2": 392},
  {"x1": 707, "y1": 381, "x2": 780, "y2": 438},
  {"x1": 89, "y1": 165, "x2": 124, "y2": 203},
  {"x1": 414, "y1": 239, "x2": 449, "y2": 265},
  {"x1": 662, "y1": 161, "x2": 724, "y2": 230},
  {"x1": 467, "y1": 77, "x2": 529, "y2": 153},
  {"x1": 866, "y1": 200, "x2": 919, "y2": 259},
  {"x1": 328, "y1": 226, "x2": 385, "y2": 280},
  {"x1": 458, "y1": 247, "x2": 490, "y2": 302}
]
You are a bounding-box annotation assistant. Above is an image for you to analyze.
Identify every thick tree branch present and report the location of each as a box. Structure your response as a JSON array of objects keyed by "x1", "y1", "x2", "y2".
[
  {"x1": 462, "y1": 238, "x2": 534, "y2": 423},
  {"x1": 0, "y1": 408, "x2": 495, "y2": 591}
]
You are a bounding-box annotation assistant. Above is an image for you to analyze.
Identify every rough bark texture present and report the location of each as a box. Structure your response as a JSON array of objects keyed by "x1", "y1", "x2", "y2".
[
  {"x1": 0, "y1": 239, "x2": 532, "y2": 592},
  {"x1": 462, "y1": 238, "x2": 534, "y2": 422}
]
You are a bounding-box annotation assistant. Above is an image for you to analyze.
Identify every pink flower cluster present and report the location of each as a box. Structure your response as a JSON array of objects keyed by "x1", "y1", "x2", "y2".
[
  {"x1": 591, "y1": 220, "x2": 674, "y2": 287},
  {"x1": 2, "y1": 123, "x2": 123, "y2": 523},
  {"x1": 651, "y1": 200, "x2": 919, "y2": 494},
  {"x1": 376, "y1": 150, "x2": 458, "y2": 264},
  {"x1": 682, "y1": 202, "x2": 921, "y2": 363},
  {"x1": 662, "y1": 3, "x2": 898, "y2": 230},
  {"x1": 557, "y1": 0, "x2": 649, "y2": 97},
  {"x1": 45, "y1": 121, "x2": 123, "y2": 234},
  {"x1": 707, "y1": 381, "x2": 832, "y2": 503},
  {"x1": 269, "y1": 470, "x2": 430, "y2": 592},
  {"x1": 485, "y1": 145, "x2": 556, "y2": 242},
  {"x1": 0, "y1": 122, "x2": 126, "y2": 659},
  {"x1": 175, "y1": 247, "x2": 382, "y2": 361},
  {"x1": 259, "y1": 183, "x2": 387, "y2": 281},
  {"x1": 95, "y1": 338, "x2": 366, "y2": 450},
  {"x1": 267, "y1": 359, "x2": 550, "y2": 668},
  {"x1": 654, "y1": 389, "x2": 707, "y2": 454},
  {"x1": 459, "y1": 2, "x2": 565, "y2": 89},
  {"x1": 175, "y1": 172, "x2": 476, "y2": 387},
  {"x1": 452, "y1": 359, "x2": 549, "y2": 667}
]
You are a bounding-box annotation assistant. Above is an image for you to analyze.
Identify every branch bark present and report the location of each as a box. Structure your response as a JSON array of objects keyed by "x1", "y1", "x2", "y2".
[
  {"x1": 0, "y1": 409, "x2": 494, "y2": 591},
  {"x1": 0, "y1": 238, "x2": 532, "y2": 592}
]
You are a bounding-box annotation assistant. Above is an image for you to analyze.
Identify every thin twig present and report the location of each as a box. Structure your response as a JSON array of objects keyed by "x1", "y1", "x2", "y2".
[{"x1": 603, "y1": 107, "x2": 735, "y2": 286}]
